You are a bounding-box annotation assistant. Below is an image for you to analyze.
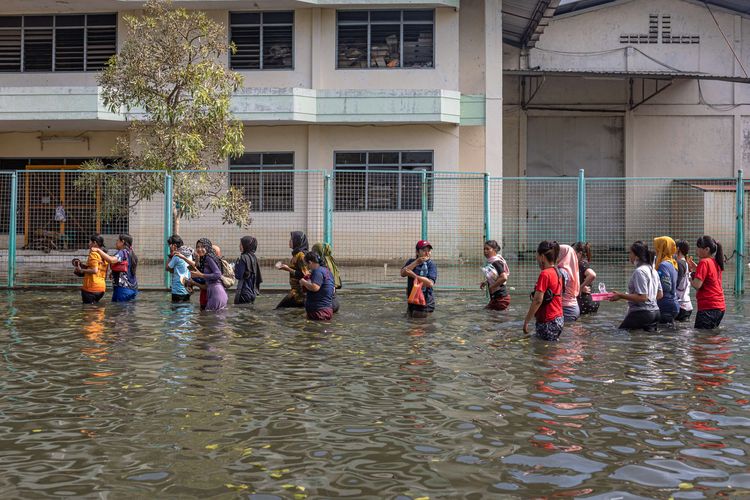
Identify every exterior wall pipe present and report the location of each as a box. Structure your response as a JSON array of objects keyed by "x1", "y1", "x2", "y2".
[
  {"x1": 163, "y1": 173, "x2": 174, "y2": 290},
  {"x1": 736, "y1": 169, "x2": 744, "y2": 295},
  {"x1": 8, "y1": 172, "x2": 18, "y2": 288},
  {"x1": 577, "y1": 168, "x2": 586, "y2": 243}
]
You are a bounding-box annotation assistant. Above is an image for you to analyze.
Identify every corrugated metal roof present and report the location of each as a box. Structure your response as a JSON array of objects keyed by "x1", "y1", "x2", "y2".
[
  {"x1": 504, "y1": 68, "x2": 750, "y2": 83},
  {"x1": 503, "y1": 0, "x2": 561, "y2": 48},
  {"x1": 556, "y1": 0, "x2": 750, "y2": 16}
]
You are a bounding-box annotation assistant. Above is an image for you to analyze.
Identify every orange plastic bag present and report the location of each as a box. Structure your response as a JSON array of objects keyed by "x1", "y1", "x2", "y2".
[{"x1": 408, "y1": 280, "x2": 427, "y2": 306}]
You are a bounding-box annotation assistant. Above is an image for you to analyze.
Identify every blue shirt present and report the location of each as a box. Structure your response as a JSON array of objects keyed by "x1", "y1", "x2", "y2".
[
  {"x1": 657, "y1": 261, "x2": 679, "y2": 316},
  {"x1": 404, "y1": 258, "x2": 437, "y2": 311},
  {"x1": 168, "y1": 255, "x2": 190, "y2": 295},
  {"x1": 305, "y1": 267, "x2": 334, "y2": 312}
]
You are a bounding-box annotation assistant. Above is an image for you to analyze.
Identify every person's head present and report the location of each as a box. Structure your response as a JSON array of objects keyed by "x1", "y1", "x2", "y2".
[
  {"x1": 484, "y1": 240, "x2": 500, "y2": 258},
  {"x1": 89, "y1": 234, "x2": 104, "y2": 249},
  {"x1": 629, "y1": 240, "x2": 653, "y2": 266},
  {"x1": 117, "y1": 233, "x2": 133, "y2": 250},
  {"x1": 536, "y1": 240, "x2": 560, "y2": 268},
  {"x1": 676, "y1": 239, "x2": 689, "y2": 258},
  {"x1": 415, "y1": 240, "x2": 432, "y2": 259},
  {"x1": 196, "y1": 238, "x2": 215, "y2": 258},
  {"x1": 573, "y1": 241, "x2": 592, "y2": 262},
  {"x1": 240, "y1": 236, "x2": 257, "y2": 254},
  {"x1": 213, "y1": 244, "x2": 222, "y2": 257},
  {"x1": 696, "y1": 235, "x2": 725, "y2": 270},
  {"x1": 290, "y1": 231, "x2": 308, "y2": 254},
  {"x1": 304, "y1": 251, "x2": 323, "y2": 269},
  {"x1": 167, "y1": 234, "x2": 183, "y2": 251}
]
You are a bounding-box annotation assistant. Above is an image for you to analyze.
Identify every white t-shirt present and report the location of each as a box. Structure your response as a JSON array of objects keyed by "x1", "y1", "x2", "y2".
[{"x1": 627, "y1": 264, "x2": 662, "y2": 313}]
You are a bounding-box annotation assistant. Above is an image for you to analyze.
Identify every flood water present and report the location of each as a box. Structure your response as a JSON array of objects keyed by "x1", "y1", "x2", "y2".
[{"x1": 1, "y1": 290, "x2": 750, "y2": 499}]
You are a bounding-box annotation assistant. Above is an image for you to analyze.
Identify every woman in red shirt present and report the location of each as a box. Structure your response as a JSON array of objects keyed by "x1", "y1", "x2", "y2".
[
  {"x1": 688, "y1": 235, "x2": 726, "y2": 329},
  {"x1": 523, "y1": 241, "x2": 564, "y2": 341}
]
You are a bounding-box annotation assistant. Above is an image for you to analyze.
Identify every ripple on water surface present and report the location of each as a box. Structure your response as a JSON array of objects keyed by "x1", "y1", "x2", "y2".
[{"x1": 0, "y1": 290, "x2": 750, "y2": 498}]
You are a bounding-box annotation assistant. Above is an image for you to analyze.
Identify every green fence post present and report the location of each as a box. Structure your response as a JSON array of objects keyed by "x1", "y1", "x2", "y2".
[
  {"x1": 323, "y1": 172, "x2": 333, "y2": 246},
  {"x1": 483, "y1": 173, "x2": 491, "y2": 242},
  {"x1": 8, "y1": 172, "x2": 18, "y2": 288},
  {"x1": 163, "y1": 173, "x2": 174, "y2": 289},
  {"x1": 421, "y1": 170, "x2": 428, "y2": 241},
  {"x1": 735, "y1": 169, "x2": 744, "y2": 295},
  {"x1": 577, "y1": 168, "x2": 586, "y2": 243}
]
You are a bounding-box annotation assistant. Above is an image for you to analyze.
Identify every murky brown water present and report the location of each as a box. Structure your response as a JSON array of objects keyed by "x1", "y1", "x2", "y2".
[{"x1": 1, "y1": 290, "x2": 749, "y2": 499}]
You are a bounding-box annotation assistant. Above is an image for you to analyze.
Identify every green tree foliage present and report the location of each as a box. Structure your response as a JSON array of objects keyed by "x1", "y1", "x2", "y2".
[{"x1": 79, "y1": 0, "x2": 249, "y2": 228}]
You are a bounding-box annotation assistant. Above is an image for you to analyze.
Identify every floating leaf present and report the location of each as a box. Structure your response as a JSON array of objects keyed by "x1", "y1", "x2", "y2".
[
  {"x1": 678, "y1": 483, "x2": 693, "y2": 490},
  {"x1": 205, "y1": 444, "x2": 219, "y2": 450}
]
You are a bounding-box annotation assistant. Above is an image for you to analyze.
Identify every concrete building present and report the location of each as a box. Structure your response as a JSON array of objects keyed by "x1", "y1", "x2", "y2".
[{"x1": 0, "y1": 0, "x2": 748, "y2": 284}]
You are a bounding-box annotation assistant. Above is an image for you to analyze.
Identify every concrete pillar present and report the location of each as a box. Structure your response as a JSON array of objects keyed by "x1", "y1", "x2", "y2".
[{"x1": 485, "y1": 0, "x2": 503, "y2": 176}]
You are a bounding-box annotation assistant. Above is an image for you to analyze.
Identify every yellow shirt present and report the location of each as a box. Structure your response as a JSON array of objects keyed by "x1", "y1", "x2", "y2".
[{"x1": 82, "y1": 250, "x2": 108, "y2": 293}]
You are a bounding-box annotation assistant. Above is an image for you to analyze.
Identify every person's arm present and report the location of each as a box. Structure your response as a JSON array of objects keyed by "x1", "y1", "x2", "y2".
[
  {"x1": 691, "y1": 259, "x2": 706, "y2": 290},
  {"x1": 93, "y1": 247, "x2": 118, "y2": 264},
  {"x1": 172, "y1": 252, "x2": 195, "y2": 269},
  {"x1": 401, "y1": 259, "x2": 434, "y2": 287},
  {"x1": 234, "y1": 259, "x2": 246, "y2": 280},
  {"x1": 610, "y1": 291, "x2": 648, "y2": 303},
  {"x1": 489, "y1": 272, "x2": 508, "y2": 293},
  {"x1": 523, "y1": 291, "x2": 544, "y2": 334},
  {"x1": 300, "y1": 268, "x2": 322, "y2": 292},
  {"x1": 581, "y1": 268, "x2": 596, "y2": 291},
  {"x1": 77, "y1": 261, "x2": 99, "y2": 275},
  {"x1": 691, "y1": 277, "x2": 704, "y2": 290},
  {"x1": 166, "y1": 255, "x2": 177, "y2": 273}
]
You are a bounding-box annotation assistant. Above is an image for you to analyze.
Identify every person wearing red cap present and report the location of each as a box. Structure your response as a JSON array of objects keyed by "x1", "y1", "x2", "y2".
[{"x1": 401, "y1": 240, "x2": 437, "y2": 318}]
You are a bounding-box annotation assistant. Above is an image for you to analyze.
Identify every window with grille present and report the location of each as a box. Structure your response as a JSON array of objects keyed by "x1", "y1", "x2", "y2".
[
  {"x1": 334, "y1": 151, "x2": 433, "y2": 211},
  {"x1": 229, "y1": 12, "x2": 294, "y2": 70},
  {"x1": 229, "y1": 153, "x2": 295, "y2": 212},
  {"x1": 0, "y1": 14, "x2": 116, "y2": 72},
  {"x1": 337, "y1": 10, "x2": 434, "y2": 69}
]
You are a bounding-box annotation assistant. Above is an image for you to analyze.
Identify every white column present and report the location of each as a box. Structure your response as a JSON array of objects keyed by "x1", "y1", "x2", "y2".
[{"x1": 485, "y1": 0, "x2": 503, "y2": 176}]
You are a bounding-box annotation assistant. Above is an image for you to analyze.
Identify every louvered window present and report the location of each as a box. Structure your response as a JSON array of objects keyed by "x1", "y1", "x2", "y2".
[
  {"x1": 230, "y1": 12, "x2": 294, "y2": 70},
  {"x1": 229, "y1": 153, "x2": 295, "y2": 212},
  {"x1": 0, "y1": 14, "x2": 116, "y2": 72}
]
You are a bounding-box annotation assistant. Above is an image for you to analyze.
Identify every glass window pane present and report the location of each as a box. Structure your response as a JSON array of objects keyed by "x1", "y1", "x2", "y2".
[
  {"x1": 56, "y1": 15, "x2": 85, "y2": 27},
  {"x1": 337, "y1": 11, "x2": 368, "y2": 23},
  {"x1": 371, "y1": 10, "x2": 401, "y2": 22},
  {"x1": 230, "y1": 25, "x2": 260, "y2": 69},
  {"x1": 230, "y1": 153, "x2": 262, "y2": 165},
  {"x1": 335, "y1": 153, "x2": 366, "y2": 166},
  {"x1": 87, "y1": 14, "x2": 117, "y2": 27},
  {"x1": 402, "y1": 151, "x2": 433, "y2": 165},
  {"x1": 230, "y1": 12, "x2": 260, "y2": 25},
  {"x1": 55, "y1": 28, "x2": 84, "y2": 71},
  {"x1": 403, "y1": 10, "x2": 434, "y2": 22},
  {"x1": 403, "y1": 24, "x2": 433, "y2": 68},
  {"x1": 25, "y1": 16, "x2": 53, "y2": 28},
  {"x1": 370, "y1": 24, "x2": 400, "y2": 68},
  {"x1": 262, "y1": 25, "x2": 293, "y2": 69},
  {"x1": 263, "y1": 11, "x2": 293, "y2": 24},
  {"x1": 24, "y1": 28, "x2": 53, "y2": 71},
  {"x1": 261, "y1": 153, "x2": 293, "y2": 166},
  {"x1": 369, "y1": 152, "x2": 399, "y2": 165},
  {"x1": 337, "y1": 25, "x2": 367, "y2": 68},
  {"x1": 0, "y1": 17, "x2": 21, "y2": 28}
]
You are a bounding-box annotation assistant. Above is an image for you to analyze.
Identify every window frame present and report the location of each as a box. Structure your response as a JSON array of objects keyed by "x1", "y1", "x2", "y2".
[
  {"x1": 333, "y1": 150, "x2": 434, "y2": 212},
  {"x1": 335, "y1": 9, "x2": 435, "y2": 70},
  {"x1": 0, "y1": 13, "x2": 116, "y2": 73},
  {"x1": 229, "y1": 152, "x2": 295, "y2": 213},
  {"x1": 228, "y1": 11, "x2": 295, "y2": 71}
]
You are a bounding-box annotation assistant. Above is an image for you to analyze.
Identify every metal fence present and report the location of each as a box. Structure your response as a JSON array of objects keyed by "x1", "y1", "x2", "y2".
[{"x1": 0, "y1": 168, "x2": 745, "y2": 295}]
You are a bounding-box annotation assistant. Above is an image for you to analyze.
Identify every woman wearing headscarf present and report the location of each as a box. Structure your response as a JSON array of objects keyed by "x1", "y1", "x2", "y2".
[
  {"x1": 188, "y1": 238, "x2": 228, "y2": 311},
  {"x1": 312, "y1": 242, "x2": 341, "y2": 312},
  {"x1": 234, "y1": 236, "x2": 262, "y2": 305},
  {"x1": 654, "y1": 236, "x2": 680, "y2": 324},
  {"x1": 275, "y1": 231, "x2": 309, "y2": 309},
  {"x1": 556, "y1": 244, "x2": 581, "y2": 322}
]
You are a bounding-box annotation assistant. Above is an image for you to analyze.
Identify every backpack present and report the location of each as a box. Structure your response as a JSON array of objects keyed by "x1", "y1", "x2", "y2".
[
  {"x1": 219, "y1": 258, "x2": 236, "y2": 289},
  {"x1": 530, "y1": 268, "x2": 565, "y2": 304}
]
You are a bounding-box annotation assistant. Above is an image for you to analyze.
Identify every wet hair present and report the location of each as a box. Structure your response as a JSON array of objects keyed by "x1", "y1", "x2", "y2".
[
  {"x1": 630, "y1": 240, "x2": 654, "y2": 267},
  {"x1": 89, "y1": 234, "x2": 105, "y2": 250},
  {"x1": 676, "y1": 239, "x2": 689, "y2": 257},
  {"x1": 304, "y1": 251, "x2": 323, "y2": 265},
  {"x1": 167, "y1": 234, "x2": 183, "y2": 247},
  {"x1": 118, "y1": 233, "x2": 138, "y2": 274},
  {"x1": 484, "y1": 240, "x2": 501, "y2": 252},
  {"x1": 573, "y1": 241, "x2": 592, "y2": 262},
  {"x1": 696, "y1": 235, "x2": 725, "y2": 271},
  {"x1": 537, "y1": 240, "x2": 560, "y2": 263}
]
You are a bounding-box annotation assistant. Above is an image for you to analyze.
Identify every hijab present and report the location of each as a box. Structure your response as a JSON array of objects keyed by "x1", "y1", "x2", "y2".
[
  {"x1": 197, "y1": 237, "x2": 220, "y2": 272},
  {"x1": 290, "y1": 231, "x2": 309, "y2": 256},
  {"x1": 556, "y1": 244, "x2": 580, "y2": 306},
  {"x1": 312, "y1": 242, "x2": 342, "y2": 289},
  {"x1": 238, "y1": 236, "x2": 262, "y2": 293},
  {"x1": 654, "y1": 236, "x2": 678, "y2": 270}
]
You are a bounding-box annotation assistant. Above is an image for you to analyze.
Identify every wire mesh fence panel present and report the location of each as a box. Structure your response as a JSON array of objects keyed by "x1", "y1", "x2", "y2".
[
  {"x1": 587, "y1": 178, "x2": 737, "y2": 293},
  {"x1": 15, "y1": 170, "x2": 165, "y2": 288},
  {"x1": 489, "y1": 177, "x2": 579, "y2": 294},
  {"x1": 332, "y1": 169, "x2": 422, "y2": 287},
  {"x1": 176, "y1": 170, "x2": 324, "y2": 290},
  {"x1": 0, "y1": 173, "x2": 12, "y2": 287},
  {"x1": 426, "y1": 173, "x2": 485, "y2": 288}
]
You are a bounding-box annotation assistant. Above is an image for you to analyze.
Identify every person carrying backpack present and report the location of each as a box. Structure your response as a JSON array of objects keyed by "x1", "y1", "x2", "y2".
[{"x1": 523, "y1": 241, "x2": 564, "y2": 341}]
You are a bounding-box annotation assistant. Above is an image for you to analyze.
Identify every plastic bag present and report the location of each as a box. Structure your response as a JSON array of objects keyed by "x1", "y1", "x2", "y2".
[{"x1": 408, "y1": 280, "x2": 426, "y2": 306}]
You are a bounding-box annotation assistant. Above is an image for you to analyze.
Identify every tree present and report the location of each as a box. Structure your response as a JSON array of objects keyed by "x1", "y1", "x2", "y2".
[{"x1": 79, "y1": 0, "x2": 249, "y2": 231}]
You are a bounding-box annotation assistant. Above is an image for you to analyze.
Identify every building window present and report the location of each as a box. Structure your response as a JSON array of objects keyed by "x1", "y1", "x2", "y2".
[
  {"x1": 229, "y1": 153, "x2": 294, "y2": 212},
  {"x1": 229, "y1": 12, "x2": 294, "y2": 70},
  {"x1": 334, "y1": 151, "x2": 433, "y2": 211},
  {"x1": 337, "y1": 10, "x2": 434, "y2": 69},
  {"x1": 0, "y1": 14, "x2": 116, "y2": 72}
]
